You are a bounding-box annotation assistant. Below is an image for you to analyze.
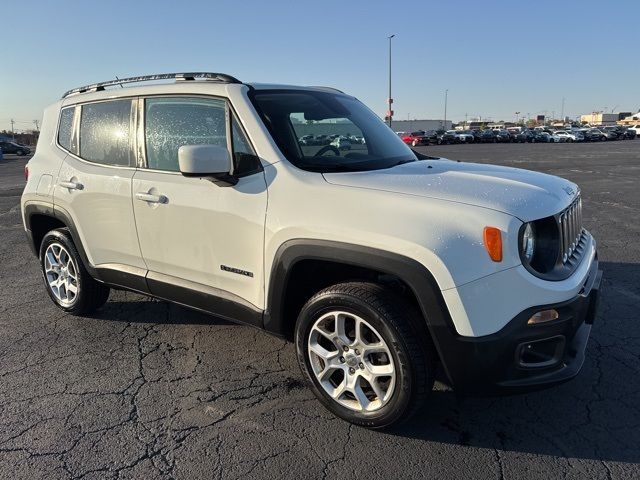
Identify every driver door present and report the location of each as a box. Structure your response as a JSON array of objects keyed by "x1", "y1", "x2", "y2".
[{"x1": 132, "y1": 96, "x2": 268, "y2": 314}]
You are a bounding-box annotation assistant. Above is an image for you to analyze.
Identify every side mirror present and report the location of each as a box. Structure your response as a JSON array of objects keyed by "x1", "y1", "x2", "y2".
[{"x1": 178, "y1": 145, "x2": 237, "y2": 186}]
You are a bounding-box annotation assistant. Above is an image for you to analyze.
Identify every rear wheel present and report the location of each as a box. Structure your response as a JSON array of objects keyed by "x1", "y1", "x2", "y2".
[
  {"x1": 295, "y1": 282, "x2": 435, "y2": 428},
  {"x1": 39, "y1": 229, "x2": 110, "y2": 314}
]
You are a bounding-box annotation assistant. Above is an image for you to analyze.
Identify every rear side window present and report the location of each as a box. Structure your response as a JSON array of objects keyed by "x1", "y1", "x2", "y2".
[
  {"x1": 79, "y1": 100, "x2": 132, "y2": 166},
  {"x1": 58, "y1": 107, "x2": 75, "y2": 151},
  {"x1": 145, "y1": 97, "x2": 227, "y2": 172}
]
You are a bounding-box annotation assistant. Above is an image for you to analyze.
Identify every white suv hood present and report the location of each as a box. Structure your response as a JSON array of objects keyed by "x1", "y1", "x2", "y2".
[{"x1": 323, "y1": 159, "x2": 578, "y2": 222}]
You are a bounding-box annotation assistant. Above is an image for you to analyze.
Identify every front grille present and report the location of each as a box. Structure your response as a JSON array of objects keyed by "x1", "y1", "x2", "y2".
[{"x1": 558, "y1": 196, "x2": 584, "y2": 265}]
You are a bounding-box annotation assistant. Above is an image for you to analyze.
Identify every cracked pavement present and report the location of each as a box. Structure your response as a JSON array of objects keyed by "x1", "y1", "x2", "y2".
[{"x1": 1, "y1": 141, "x2": 639, "y2": 479}]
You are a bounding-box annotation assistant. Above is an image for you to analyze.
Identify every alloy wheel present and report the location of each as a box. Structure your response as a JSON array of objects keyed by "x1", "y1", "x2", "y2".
[
  {"x1": 308, "y1": 311, "x2": 396, "y2": 412},
  {"x1": 44, "y1": 242, "x2": 79, "y2": 306}
]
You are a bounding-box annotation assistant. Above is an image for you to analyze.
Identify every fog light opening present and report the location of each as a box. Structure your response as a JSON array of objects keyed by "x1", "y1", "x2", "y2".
[{"x1": 527, "y1": 309, "x2": 559, "y2": 325}]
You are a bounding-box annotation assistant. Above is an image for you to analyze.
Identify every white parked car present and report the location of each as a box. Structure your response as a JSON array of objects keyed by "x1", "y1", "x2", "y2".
[
  {"x1": 627, "y1": 124, "x2": 640, "y2": 137},
  {"x1": 330, "y1": 136, "x2": 352, "y2": 151},
  {"x1": 551, "y1": 131, "x2": 576, "y2": 142},
  {"x1": 21, "y1": 72, "x2": 601, "y2": 428},
  {"x1": 453, "y1": 130, "x2": 475, "y2": 143}
]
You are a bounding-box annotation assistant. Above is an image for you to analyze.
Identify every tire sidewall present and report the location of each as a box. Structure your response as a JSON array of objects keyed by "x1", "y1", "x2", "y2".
[
  {"x1": 295, "y1": 292, "x2": 416, "y2": 428},
  {"x1": 39, "y1": 229, "x2": 86, "y2": 312}
]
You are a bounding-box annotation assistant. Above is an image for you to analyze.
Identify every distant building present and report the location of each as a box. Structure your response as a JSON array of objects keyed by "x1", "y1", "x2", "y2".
[
  {"x1": 391, "y1": 119, "x2": 452, "y2": 132},
  {"x1": 580, "y1": 112, "x2": 618, "y2": 125},
  {"x1": 617, "y1": 112, "x2": 640, "y2": 125}
]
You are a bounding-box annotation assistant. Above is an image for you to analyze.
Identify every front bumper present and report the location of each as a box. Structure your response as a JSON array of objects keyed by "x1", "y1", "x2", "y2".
[{"x1": 433, "y1": 256, "x2": 602, "y2": 395}]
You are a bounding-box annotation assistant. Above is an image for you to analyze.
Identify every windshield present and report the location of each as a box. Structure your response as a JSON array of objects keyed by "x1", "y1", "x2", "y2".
[{"x1": 249, "y1": 89, "x2": 416, "y2": 172}]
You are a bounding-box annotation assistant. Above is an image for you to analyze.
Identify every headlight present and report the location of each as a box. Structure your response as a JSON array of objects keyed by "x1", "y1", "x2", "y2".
[{"x1": 521, "y1": 222, "x2": 536, "y2": 262}]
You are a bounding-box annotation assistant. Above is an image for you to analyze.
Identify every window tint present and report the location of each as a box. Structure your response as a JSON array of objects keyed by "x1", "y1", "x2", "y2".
[
  {"x1": 58, "y1": 107, "x2": 75, "y2": 151},
  {"x1": 145, "y1": 97, "x2": 227, "y2": 172},
  {"x1": 79, "y1": 100, "x2": 132, "y2": 166}
]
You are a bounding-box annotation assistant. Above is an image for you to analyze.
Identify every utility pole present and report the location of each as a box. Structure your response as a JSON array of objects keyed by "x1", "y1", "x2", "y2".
[
  {"x1": 387, "y1": 34, "x2": 395, "y2": 128},
  {"x1": 10, "y1": 119, "x2": 15, "y2": 140},
  {"x1": 561, "y1": 97, "x2": 565, "y2": 121},
  {"x1": 443, "y1": 89, "x2": 448, "y2": 130}
]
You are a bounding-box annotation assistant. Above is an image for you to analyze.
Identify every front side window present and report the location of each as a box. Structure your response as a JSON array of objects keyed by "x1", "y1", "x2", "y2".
[
  {"x1": 250, "y1": 90, "x2": 416, "y2": 172},
  {"x1": 58, "y1": 107, "x2": 75, "y2": 152},
  {"x1": 145, "y1": 97, "x2": 227, "y2": 172},
  {"x1": 79, "y1": 100, "x2": 132, "y2": 166}
]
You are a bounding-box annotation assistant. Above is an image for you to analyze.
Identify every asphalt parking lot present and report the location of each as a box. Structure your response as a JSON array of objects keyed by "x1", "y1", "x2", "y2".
[{"x1": 1, "y1": 141, "x2": 639, "y2": 479}]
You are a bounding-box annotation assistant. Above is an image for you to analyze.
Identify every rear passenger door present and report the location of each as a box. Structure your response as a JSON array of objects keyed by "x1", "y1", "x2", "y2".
[
  {"x1": 131, "y1": 96, "x2": 268, "y2": 313},
  {"x1": 54, "y1": 99, "x2": 146, "y2": 275}
]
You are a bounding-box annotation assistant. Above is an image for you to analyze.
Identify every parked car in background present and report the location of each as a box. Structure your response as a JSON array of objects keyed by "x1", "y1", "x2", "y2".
[
  {"x1": 422, "y1": 130, "x2": 440, "y2": 145},
  {"x1": 495, "y1": 130, "x2": 511, "y2": 143},
  {"x1": 330, "y1": 136, "x2": 352, "y2": 150},
  {"x1": 584, "y1": 129, "x2": 607, "y2": 142},
  {"x1": 439, "y1": 130, "x2": 459, "y2": 145},
  {"x1": 549, "y1": 132, "x2": 568, "y2": 143},
  {"x1": 552, "y1": 131, "x2": 577, "y2": 142},
  {"x1": 514, "y1": 130, "x2": 535, "y2": 143},
  {"x1": 299, "y1": 135, "x2": 315, "y2": 145},
  {"x1": 623, "y1": 128, "x2": 637, "y2": 140},
  {"x1": 479, "y1": 129, "x2": 496, "y2": 143},
  {"x1": 602, "y1": 127, "x2": 622, "y2": 140},
  {"x1": 401, "y1": 131, "x2": 430, "y2": 147},
  {"x1": 626, "y1": 125, "x2": 640, "y2": 138},
  {"x1": 454, "y1": 130, "x2": 475, "y2": 143},
  {"x1": 0, "y1": 141, "x2": 31, "y2": 156},
  {"x1": 532, "y1": 131, "x2": 551, "y2": 143}
]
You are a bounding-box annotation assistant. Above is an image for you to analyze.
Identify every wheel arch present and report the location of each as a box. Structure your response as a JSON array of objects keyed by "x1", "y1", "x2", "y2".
[
  {"x1": 263, "y1": 239, "x2": 459, "y2": 370},
  {"x1": 23, "y1": 202, "x2": 96, "y2": 277}
]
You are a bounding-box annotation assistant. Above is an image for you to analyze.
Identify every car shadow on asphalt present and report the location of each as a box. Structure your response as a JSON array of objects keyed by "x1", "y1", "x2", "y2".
[
  {"x1": 387, "y1": 261, "x2": 640, "y2": 464},
  {"x1": 89, "y1": 297, "x2": 235, "y2": 327}
]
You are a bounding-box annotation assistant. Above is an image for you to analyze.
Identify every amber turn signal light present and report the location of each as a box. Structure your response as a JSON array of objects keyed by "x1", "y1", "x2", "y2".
[
  {"x1": 483, "y1": 227, "x2": 502, "y2": 262},
  {"x1": 527, "y1": 309, "x2": 559, "y2": 325}
]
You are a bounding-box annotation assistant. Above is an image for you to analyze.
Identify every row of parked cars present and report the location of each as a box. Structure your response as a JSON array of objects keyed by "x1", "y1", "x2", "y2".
[
  {"x1": 298, "y1": 133, "x2": 365, "y2": 150},
  {"x1": 398, "y1": 125, "x2": 639, "y2": 146}
]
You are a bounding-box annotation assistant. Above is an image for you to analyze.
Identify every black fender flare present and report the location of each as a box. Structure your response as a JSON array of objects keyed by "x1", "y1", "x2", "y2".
[
  {"x1": 263, "y1": 239, "x2": 462, "y2": 380},
  {"x1": 23, "y1": 202, "x2": 97, "y2": 278}
]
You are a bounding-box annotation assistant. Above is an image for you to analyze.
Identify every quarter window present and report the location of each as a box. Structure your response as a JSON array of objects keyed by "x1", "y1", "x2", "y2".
[
  {"x1": 79, "y1": 100, "x2": 132, "y2": 166},
  {"x1": 58, "y1": 107, "x2": 75, "y2": 152},
  {"x1": 145, "y1": 97, "x2": 227, "y2": 172}
]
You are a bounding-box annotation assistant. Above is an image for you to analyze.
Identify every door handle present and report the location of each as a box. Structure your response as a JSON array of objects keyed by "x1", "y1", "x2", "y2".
[
  {"x1": 135, "y1": 192, "x2": 167, "y2": 204},
  {"x1": 59, "y1": 181, "x2": 84, "y2": 190}
]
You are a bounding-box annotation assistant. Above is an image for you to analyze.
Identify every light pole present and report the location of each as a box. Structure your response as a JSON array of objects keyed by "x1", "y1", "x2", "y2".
[
  {"x1": 443, "y1": 89, "x2": 448, "y2": 130},
  {"x1": 387, "y1": 34, "x2": 395, "y2": 128}
]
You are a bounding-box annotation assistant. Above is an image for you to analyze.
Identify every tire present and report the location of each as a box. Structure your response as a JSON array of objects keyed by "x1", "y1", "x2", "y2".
[
  {"x1": 412, "y1": 140, "x2": 417, "y2": 147},
  {"x1": 39, "y1": 228, "x2": 110, "y2": 315},
  {"x1": 16, "y1": 150, "x2": 24, "y2": 156},
  {"x1": 295, "y1": 282, "x2": 435, "y2": 429}
]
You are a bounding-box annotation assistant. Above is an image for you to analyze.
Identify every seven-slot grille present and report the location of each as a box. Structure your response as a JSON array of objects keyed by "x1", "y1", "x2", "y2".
[{"x1": 558, "y1": 196, "x2": 584, "y2": 264}]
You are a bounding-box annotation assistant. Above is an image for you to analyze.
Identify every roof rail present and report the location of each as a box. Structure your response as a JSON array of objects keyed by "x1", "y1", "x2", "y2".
[{"x1": 61, "y1": 72, "x2": 241, "y2": 98}]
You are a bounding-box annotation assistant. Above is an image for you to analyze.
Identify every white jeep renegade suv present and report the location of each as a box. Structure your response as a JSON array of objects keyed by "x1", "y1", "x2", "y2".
[{"x1": 21, "y1": 72, "x2": 601, "y2": 428}]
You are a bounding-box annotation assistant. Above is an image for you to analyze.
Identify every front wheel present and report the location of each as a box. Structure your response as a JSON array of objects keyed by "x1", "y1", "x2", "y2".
[
  {"x1": 295, "y1": 282, "x2": 435, "y2": 429},
  {"x1": 39, "y1": 229, "x2": 110, "y2": 314}
]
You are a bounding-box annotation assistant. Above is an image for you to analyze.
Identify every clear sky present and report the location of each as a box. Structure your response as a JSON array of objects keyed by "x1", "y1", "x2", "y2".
[{"x1": 1, "y1": 0, "x2": 639, "y2": 132}]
